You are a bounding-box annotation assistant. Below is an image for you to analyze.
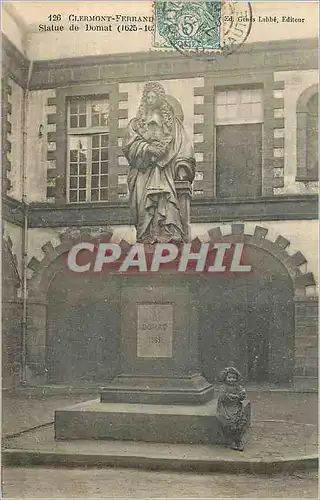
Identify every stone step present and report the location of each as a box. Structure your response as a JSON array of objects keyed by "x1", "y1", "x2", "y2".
[{"x1": 55, "y1": 398, "x2": 251, "y2": 445}]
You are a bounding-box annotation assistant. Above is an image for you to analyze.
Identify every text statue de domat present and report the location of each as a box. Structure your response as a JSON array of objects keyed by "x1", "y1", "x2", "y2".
[{"x1": 123, "y1": 81, "x2": 195, "y2": 244}]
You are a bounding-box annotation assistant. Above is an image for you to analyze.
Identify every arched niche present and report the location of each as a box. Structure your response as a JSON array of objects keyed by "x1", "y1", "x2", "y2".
[
  {"x1": 46, "y1": 271, "x2": 122, "y2": 384},
  {"x1": 296, "y1": 84, "x2": 318, "y2": 181},
  {"x1": 26, "y1": 225, "x2": 316, "y2": 387},
  {"x1": 197, "y1": 245, "x2": 294, "y2": 383},
  {"x1": 2, "y1": 237, "x2": 22, "y2": 388}
]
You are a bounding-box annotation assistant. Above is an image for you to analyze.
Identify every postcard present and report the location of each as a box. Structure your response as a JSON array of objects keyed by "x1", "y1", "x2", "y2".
[{"x1": 1, "y1": 1, "x2": 318, "y2": 499}]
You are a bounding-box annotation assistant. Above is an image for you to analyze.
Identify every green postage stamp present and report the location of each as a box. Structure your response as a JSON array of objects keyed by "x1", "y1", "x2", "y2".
[{"x1": 153, "y1": 1, "x2": 253, "y2": 55}]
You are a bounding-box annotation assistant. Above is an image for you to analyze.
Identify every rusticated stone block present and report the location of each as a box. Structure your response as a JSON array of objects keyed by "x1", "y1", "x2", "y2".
[
  {"x1": 118, "y1": 109, "x2": 128, "y2": 119},
  {"x1": 193, "y1": 87, "x2": 205, "y2": 96},
  {"x1": 231, "y1": 223, "x2": 244, "y2": 236},
  {"x1": 208, "y1": 227, "x2": 223, "y2": 242},
  {"x1": 47, "y1": 97, "x2": 57, "y2": 106},
  {"x1": 28, "y1": 257, "x2": 41, "y2": 273},
  {"x1": 252, "y1": 226, "x2": 268, "y2": 244},
  {"x1": 193, "y1": 123, "x2": 204, "y2": 134},
  {"x1": 47, "y1": 114, "x2": 57, "y2": 125},
  {"x1": 194, "y1": 104, "x2": 205, "y2": 115},
  {"x1": 290, "y1": 252, "x2": 307, "y2": 267},
  {"x1": 274, "y1": 235, "x2": 290, "y2": 250},
  {"x1": 295, "y1": 273, "x2": 316, "y2": 287}
]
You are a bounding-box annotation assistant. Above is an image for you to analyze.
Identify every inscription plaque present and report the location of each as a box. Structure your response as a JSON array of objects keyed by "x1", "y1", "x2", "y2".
[{"x1": 137, "y1": 304, "x2": 173, "y2": 358}]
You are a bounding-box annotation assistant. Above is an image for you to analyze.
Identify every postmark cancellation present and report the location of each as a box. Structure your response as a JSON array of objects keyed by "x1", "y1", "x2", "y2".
[{"x1": 153, "y1": 0, "x2": 252, "y2": 56}]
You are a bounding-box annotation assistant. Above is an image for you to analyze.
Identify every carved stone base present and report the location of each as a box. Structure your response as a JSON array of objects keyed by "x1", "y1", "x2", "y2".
[
  {"x1": 54, "y1": 398, "x2": 251, "y2": 444},
  {"x1": 100, "y1": 373, "x2": 214, "y2": 405}
]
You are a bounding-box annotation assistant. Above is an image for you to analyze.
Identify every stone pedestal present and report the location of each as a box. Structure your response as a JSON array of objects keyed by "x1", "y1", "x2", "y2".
[
  {"x1": 101, "y1": 374, "x2": 213, "y2": 405},
  {"x1": 175, "y1": 180, "x2": 192, "y2": 242},
  {"x1": 54, "y1": 180, "x2": 216, "y2": 442},
  {"x1": 100, "y1": 282, "x2": 214, "y2": 405},
  {"x1": 55, "y1": 398, "x2": 251, "y2": 444}
]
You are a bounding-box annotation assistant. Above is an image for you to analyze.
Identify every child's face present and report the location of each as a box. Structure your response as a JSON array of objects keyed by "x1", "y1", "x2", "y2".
[{"x1": 226, "y1": 372, "x2": 237, "y2": 385}]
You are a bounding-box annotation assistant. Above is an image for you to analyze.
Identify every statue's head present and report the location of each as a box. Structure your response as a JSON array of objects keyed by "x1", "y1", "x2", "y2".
[
  {"x1": 141, "y1": 82, "x2": 166, "y2": 110},
  {"x1": 137, "y1": 82, "x2": 174, "y2": 132}
]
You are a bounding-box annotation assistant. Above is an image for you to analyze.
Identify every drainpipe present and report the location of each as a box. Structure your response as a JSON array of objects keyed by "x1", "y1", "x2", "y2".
[{"x1": 20, "y1": 59, "x2": 33, "y2": 385}]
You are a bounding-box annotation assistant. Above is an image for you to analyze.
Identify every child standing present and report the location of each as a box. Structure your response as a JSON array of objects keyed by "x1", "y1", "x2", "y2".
[{"x1": 216, "y1": 366, "x2": 249, "y2": 451}]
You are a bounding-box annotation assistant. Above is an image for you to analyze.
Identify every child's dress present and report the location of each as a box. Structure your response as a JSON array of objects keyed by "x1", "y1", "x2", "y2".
[{"x1": 216, "y1": 383, "x2": 248, "y2": 435}]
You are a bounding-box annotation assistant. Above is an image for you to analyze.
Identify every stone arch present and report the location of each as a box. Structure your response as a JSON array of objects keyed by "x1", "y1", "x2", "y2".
[
  {"x1": 2, "y1": 236, "x2": 23, "y2": 388},
  {"x1": 25, "y1": 227, "x2": 122, "y2": 384},
  {"x1": 28, "y1": 224, "x2": 315, "y2": 299},
  {"x1": 201, "y1": 224, "x2": 317, "y2": 387},
  {"x1": 2, "y1": 236, "x2": 21, "y2": 298},
  {"x1": 27, "y1": 227, "x2": 115, "y2": 298},
  {"x1": 296, "y1": 83, "x2": 318, "y2": 113},
  {"x1": 296, "y1": 83, "x2": 318, "y2": 181},
  {"x1": 25, "y1": 224, "x2": 316, "y2": 387},
  {"x1": 205, "y1": 224, "x2": 315, "y2": 298}
]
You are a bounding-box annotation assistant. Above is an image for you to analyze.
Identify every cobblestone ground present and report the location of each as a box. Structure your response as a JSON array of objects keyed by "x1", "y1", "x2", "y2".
[
  {"x1": 3, "y1": 390, "x2": 318, "y2": 437},
  {"x1": 2, "y1": 466, "x2": 318, "y2": 498},
  {"x1": 2, "y1": 391, "x2": 318, "y2": 499}
]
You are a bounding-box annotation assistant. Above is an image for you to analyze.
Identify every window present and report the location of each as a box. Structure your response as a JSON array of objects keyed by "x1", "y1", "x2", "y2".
[
  {"x1": 67, "y1": 97, "x2": 110, "y2": 203},
  {"x1": 215, "y1": 88, "x2": 263, "y2": 125},
  {"x1": 215, "y1": 88, "x2": 263, "y2": 198}
]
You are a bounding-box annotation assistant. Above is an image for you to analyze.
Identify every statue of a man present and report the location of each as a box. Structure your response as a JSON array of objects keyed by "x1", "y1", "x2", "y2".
[{"x1": 123, "y1": 82, "x2": 195, "y2": 243}]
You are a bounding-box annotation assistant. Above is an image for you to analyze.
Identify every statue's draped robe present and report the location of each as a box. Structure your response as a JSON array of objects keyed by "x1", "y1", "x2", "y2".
[{"x1": 123, "y1": 112, "x2": 195, "y2": 242}]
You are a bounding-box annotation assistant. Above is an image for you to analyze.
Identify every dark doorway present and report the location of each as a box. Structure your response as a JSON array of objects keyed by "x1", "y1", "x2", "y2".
[
  {"x1": 198, "y1": 245, "x2": 294, "y2": 383},
  {"x1": 46, "y1": 271, "x2": 121, "y2": 384},
  {"x1": 216, "y1": 123, "x2": 262, "y2": 198},
  {"x1": 45, "y1": 245, "x2": 294, "y2": 386}
]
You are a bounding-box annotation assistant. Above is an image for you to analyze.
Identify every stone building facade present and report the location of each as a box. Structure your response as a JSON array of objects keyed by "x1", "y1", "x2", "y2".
[{"x1": 2, "y1": 5, "x2": 318, "y2": 391}]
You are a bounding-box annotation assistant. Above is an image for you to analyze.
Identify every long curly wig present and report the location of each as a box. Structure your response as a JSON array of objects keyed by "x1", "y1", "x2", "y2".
[{"x1": 136, "y1": 82, "x2": 174, "y2": 132}]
